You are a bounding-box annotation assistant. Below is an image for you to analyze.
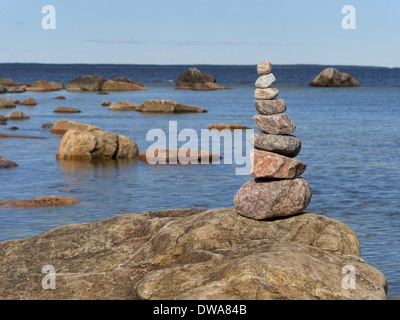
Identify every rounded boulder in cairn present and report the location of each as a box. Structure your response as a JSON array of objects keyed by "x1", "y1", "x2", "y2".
[
  {"x1": 234, "y1": 178, "x2": 312, "y2": 220},
  {"x1": 251, "y1": 132, "x2": 302, "y2": 158},
  {"x1": 254, "y1": 88, "x2": 279, "y2": 100},
  {"x1": 255, "y1": 74, "x2": 276, "y2": 88},
  {"x1": 254, "y1": 99, "x2": 286, "y2": 115},
  {"x1": 254, "y1": 113, "x2": 296, "y2": 135},
  {"x1": 257, "y1": 60, "x2": 272, "y2": 75}
]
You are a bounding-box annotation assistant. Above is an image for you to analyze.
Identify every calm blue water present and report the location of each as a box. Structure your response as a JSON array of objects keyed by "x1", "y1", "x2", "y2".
[{"x1": 0, "y1": 64, "x2": 399, "y2": 299}]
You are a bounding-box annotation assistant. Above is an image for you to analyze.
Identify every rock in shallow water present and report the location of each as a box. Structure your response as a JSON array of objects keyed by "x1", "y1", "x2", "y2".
[
  {"x1": 0, "y1": 196, "x2": 79, "y2": 207},
  {"x1": 56, "y1": 129, "x2": 138, "y2": 160},
  {"x1": 0, "y1": 157, "x2": 18, "y2": 169},
  {"x1": 234, "y1": 178, "x2": 312, "y2": 220}
]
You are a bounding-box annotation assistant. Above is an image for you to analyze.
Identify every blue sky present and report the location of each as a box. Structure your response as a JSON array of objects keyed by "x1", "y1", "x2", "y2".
[{"x1": 1, "y1": 0, "x2": 399, "y2": 66}]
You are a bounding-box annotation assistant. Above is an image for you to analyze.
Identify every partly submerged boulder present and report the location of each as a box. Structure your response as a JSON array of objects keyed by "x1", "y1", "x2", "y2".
[
  {"x1": 26, "y1": 80, "x2": 64, "y2": 92},
  {"x1": 53, "y1": 107, "x2": 81, "y2": 113},
  {"x1": 136, "y1": 100, "x2": 207, "y2": 113},
  {"x1": 0, "y1": 157, "x2": 18, "y2": 169},
  {"x1": 0, "y1": 207, "x2": 387, "y2": 300},
  {"x1": 0, "y1": 78, "x2": 17, "y2": 87},
  {"x1": 175, "y1": 68, "x2": 227, "y2": 90},
  {"x1": 50, "y1": 120, "x2": 102, "y2": 135},
  {"x1": 101, "y1": 78, "x2": 146, "y2": 91},
  {"x1": 310, "y1": 68, "x2": 360, "y2": 87},
  {"x1": 5, "y1": 110, "x2": 30, "y2": 120},
  {"x1": 56, "y1": 129, "x2": 138, "y2": 160},
  {"x1": 137, "y1": 148, "x2": 221, "y2": 164},
  {"x1": 0, "y1": 196, "x2": 79, "y2": 207},
  {"x1": 109, "y1": 101, "x2": 139, "y2": 111},
  {"x1": 208, "y1": 123, "x2": 251, "y2": 130},
  {"x1": 66, "y1": 75, "x2": 107, "y2": 92},
  {"x1": 0, "y1": 98, "x2": 15, "y2": 109}
]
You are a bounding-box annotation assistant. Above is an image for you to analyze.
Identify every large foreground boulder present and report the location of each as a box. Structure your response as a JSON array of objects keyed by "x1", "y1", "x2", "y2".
[
  {"x1": 0, "y1": 207, "x2": 387, "y2": 300},
  {"x1": 56, "y1": 129, "x2": 138, "y2": 160},
  {"x1": 175, "y1": 68, "x2": 227, "y2": 90},
  {"x1": 310, "y1": 68, "x2": 360, "y2": 87},
  {"x1": 136, "y1": 100, "x2": 207, "y2": 113}
]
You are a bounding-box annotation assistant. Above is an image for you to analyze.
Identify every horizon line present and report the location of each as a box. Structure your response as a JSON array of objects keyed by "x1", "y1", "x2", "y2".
[{"x1": 0, "y1": 62, "x2": 398, "y2": 69}]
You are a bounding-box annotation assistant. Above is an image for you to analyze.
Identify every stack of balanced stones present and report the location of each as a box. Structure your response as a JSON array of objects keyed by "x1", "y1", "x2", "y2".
[{"x1": 234, "y1": 59, "x2": 312, "y2": 220}]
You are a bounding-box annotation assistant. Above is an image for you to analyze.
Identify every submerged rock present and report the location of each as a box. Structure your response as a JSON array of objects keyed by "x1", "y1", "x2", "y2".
[
  {"x1": 208, "y1": 124, "x2": 251, "y2": 130},
  {"x1": 0, "y1": 196, "x2": 79, "y2": 207},
  {"x1": 66, "y1": 75, "x2": 107, "y2": 92},
  {"x1": 53, "y1": 107, "x2": 81, "y2": 113},
  {"x1": 0, "y1": 157, "x2": 18, "y2": 169},
  {"x1": 26, "y1": 80, "x2": 64, "y2": 92},
  {"x1": 0, "y1": 207, "x2": 387, "y2": 300},
  {"x1": 50, "y1": 120, "x2": 102, "y2": 135},
  {"x1": 136, "y1": 100, "x2": 207, "y2": 113},
  {"x1": 175, "y1": 68, "x2": 227, "y2": 90},
  {"x1": 310, "y1": 68, "x2": 360, "y2": 87},
  {"x1": 137, "y1": 148, "x2": 221, "y2": 164},
  {"x1": 0, "y1": 98, "x2": 16, "y2": 109},
  {"x1": 5, "y1": 110, "x2": 30, "y2": 120}
]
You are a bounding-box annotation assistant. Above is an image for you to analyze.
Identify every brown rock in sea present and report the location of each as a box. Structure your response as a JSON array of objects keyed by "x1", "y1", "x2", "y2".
[
  {"x1": 26, "y1": 80, "x2": 64, "y2": 92},
  {"x1": 251, "y1": 132, "x2": 302, "y2": 158},
  {"x1": 0, "y1": 196, "x2": 79, "y2": 207},
  {"x1": 254, "y1": 113, "x2": 296, "y2": 134},
  {"x1": 53, "y1": 107, "x2": 82, "y2": 113},
  {"x1": 257, "y1": 60, "x2": 272, "y2": 75},
  {"x1": 19, "y1": 97, "x2": 37, "y2": 106},
  {"x1": 56, "y1": 129, "x2": 138, "y2": 160},
  {"x1": 66, "y1": 75, "x2": 107, "y2": 92},
  {"x1": 254, "y1": 99, "x2": 286, "y2": 115},
  {"x1": 5, "y1": 110, "x2": 30, "y2": 120},
  {"x1": 0, "y1": 157, "x2": 18, "y2": 169},
  {"x1": 254, "y1": 88, "x2": 279, "y2": 100},
  {"x1": 50, "y1": 120, "x2": 102, "y2": 135},
  {"x1": 41, "y1": 123, "x2": 53, "y2": 129},
  {"x1": 310, "y1": 68, "x2": 360, "y2": 87},
  {"x1": 109, "y1": 101, "x2": 139, "y2": 111},
  {"x1": 234, "y1": 178, "x2": 312, "y2": 220},
  {"x1": 0, "y1": 207, "x2": 387, "y2": 300},
  {"x1": 0, "y1": 78, "x2": 17, "y2": 87},
  {"x1": 175, "y1": 68, "x2": 226, "y2": 90},
  {"x1": 101, "y1": 80, "x2": 147, "y2": 92},
  {"x1": 192, "y1": 82, "x2": 229, "y2": 91},
  {"x1": 54, "y1": 96, "x2": 66, "y2": 100},
  {"x1": 0, "y1": 85, "x2": 6, "y2": 94},
  {"x1": 101, "y1": 100, "x2": 111, "y2": 107},
  {"x1": 208, "y1": 124, "x2": 251, "y2": 130},
  {"x1": 137, "y1": 148, "x2": 221, "y2": 164},
  {"x1": 136, "y1": 100, "x2": 207, "y2": 113},
  {"x1": 251, "y1": 150, "x2": 306, "y2": 179},
  {"x1": 0, "y1": 98, "x2": 16, "y2": 109}
]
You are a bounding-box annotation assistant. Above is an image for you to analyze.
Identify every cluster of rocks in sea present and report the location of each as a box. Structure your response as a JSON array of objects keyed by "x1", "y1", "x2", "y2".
[{"x1": 234, "y1": 59, "x2": 312, "y2": 220}]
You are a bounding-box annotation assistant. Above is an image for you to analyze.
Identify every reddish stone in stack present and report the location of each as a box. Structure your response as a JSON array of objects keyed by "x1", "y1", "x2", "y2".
[{"x1": 234, "y1": 59, "x2": 312, "y2": 220}]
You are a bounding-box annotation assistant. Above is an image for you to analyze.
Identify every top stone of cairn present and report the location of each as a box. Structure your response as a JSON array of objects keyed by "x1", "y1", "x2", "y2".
[{"x1": 257, "y1": 60, "x2": 272, "y2": 76}]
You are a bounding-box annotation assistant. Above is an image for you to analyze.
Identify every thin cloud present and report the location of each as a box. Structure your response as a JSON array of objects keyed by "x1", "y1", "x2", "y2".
[{"x1": 84, "y1": 39, "x2": 266, "y2": 46}]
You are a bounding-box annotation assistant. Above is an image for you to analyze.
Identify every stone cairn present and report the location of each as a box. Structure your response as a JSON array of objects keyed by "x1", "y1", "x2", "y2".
[{"x1": 234, "y1": 59, "x2": 312, "y2": 220}]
